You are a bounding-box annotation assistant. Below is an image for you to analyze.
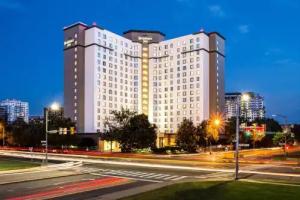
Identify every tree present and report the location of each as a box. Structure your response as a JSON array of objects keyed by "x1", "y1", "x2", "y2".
[
  {"x1": 253, "y1": 118, "x2": 282, "y2": 132},
  {"x1": 6, "y1": 118, "x2": 29, "y2": 146},
  {"x1": 291, "y1": 124, "x2": 300, "y2": 142},
  {"x1": 273, "y1": 132, "x2": 285, "y2": 146},
  {"x1": 252, "y1": 118, "x2": 282, "y2": 148},
  {"x1": 205, "y1": 116, "x2": 224, "y2": 153},
  {"x1": 196, "y1": 120, "x2": 208, "y2": 148},
  {"x1": 104, "y1": 108, "x2": 156, "y2": 152},
  {"x1": 121, "y1": 114, "x2": 156, "y2": 151},
  {"x1": 225, "y1": 117, "x2": 237, "y2": 144},
  {"x1": 176, "y1": 119, "x2": 198, "y2": 153},
  {"x1": 250, "y1": 125, "x2": 266, "y2": 148},
  {"x1": 5, "y1": 115, "x2": 78, "y2": 147},
  {"x1": 103, "y1": 108, "x2": 135, "y2": 152}
]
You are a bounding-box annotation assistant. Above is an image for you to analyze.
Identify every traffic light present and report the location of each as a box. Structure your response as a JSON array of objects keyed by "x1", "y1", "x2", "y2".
[
  {"x1": 63, "y1": 128, "x2": 67, "y2": 135},
  {"x1": 70, "y1": 127, "x2": 75, "y2": 135},
  {"x1": 244, "y1": 131, "x2": 251, "y2": 137},
  {"x1": 59, "y1": 127, "x2": 63, "y2": 135}
]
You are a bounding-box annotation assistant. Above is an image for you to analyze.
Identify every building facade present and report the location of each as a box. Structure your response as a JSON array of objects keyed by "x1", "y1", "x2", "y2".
[
  {"x1": 225, "y1": 92, "x2": 265, "y2": 121},
  {"x1": 64, "y1": 22, "x2": 225, "y2": 139},
  {"x1": 0, "y1": 99, "x2": 29, "y2": 123}
]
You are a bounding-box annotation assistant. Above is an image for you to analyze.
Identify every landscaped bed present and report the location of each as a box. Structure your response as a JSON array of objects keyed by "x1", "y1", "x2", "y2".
[{"x1": 0, "y1": 158, "x2": 39, "y2": 171}]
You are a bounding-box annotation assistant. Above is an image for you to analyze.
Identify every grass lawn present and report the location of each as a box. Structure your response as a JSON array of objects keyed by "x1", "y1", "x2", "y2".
[
  {"x1": 0, "y1": 158, "x2": 39, "y2": 171},
  {"x1": 123, "y1": 181, "x2": 300, "y2": 200}
]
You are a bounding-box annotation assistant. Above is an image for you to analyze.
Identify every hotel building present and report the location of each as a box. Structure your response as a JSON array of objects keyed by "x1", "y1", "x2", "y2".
[{"x1": 64, "y1": 22, "x2": 225, "y2": 143}]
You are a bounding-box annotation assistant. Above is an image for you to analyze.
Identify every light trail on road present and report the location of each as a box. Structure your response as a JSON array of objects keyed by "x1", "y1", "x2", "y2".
[
  {"x1": 2, "y1": 150, "x2": 300, "y2": 179},
  {"x1": 6, "y1": 177, "x2": 130, "y2": 200}
]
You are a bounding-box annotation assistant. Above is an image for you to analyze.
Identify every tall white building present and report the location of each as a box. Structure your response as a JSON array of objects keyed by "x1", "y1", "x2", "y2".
[
  {"x1": 0, "y1": 99, "x2": 29, "y2": 123},
  {"x1": 225, "y1": 92, "x2": 265, "y2": 121},
  {"x1": 64, "y1": 22, "x2": 225, "y2": 144}
]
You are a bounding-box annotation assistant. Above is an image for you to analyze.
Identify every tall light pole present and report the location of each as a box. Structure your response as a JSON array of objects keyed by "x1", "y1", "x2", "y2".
[
  {"x1": 45, "y1": 102, "x2": 60, "y2": 165},
  {"x1": 235, "y1": 93, "x2": 250, "y2": 180},
  {"x1": 272, "y1": 114, "x2": 288, "y2": 156}
]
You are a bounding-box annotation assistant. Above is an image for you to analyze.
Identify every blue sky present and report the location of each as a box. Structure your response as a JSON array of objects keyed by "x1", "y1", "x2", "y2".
[{"x1": 0, "y1": 0, "x2": 299, "y2": 123}]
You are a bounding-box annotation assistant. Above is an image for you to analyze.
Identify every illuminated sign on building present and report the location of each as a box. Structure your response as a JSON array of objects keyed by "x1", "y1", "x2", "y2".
[
  {"x1": 138, "y1": 36, "x2": 152, "y2": 43},
  {"x1": 64, "y1": 39, "x2": 74, "y2": 47}
]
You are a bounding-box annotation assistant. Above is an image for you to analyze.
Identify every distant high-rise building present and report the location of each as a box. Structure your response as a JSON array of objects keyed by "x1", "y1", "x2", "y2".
[
  {"x1": 0, "y1": 99, "x2": 29, "y2": 123},
  {"x1": 225, "y1": 92, "x2": 265, "y2": 121},
  {"x1": 63, "y1": 22, "x2": 225, "y2": 139},
  {"x1": 0, "y1": 107, "x2": 7, "y2": 122}
]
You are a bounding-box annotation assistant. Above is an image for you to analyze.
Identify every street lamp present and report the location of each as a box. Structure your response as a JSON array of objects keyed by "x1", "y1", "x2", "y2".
[
  {"x1": 0, "y1": 123, "x2": 5, "y2": 147},
  {"x1": 235, "y1": 93, "x2": 250, "y2": 180},
  {"x1": 214, "y1": 119, "x2": 221, "y2": 127},
  {"x1": 45, "y1": 102, "x2": 60, "y2": 165},
  {"x1": 272, "y1": 114, "x2": 288, "y2": 156}
]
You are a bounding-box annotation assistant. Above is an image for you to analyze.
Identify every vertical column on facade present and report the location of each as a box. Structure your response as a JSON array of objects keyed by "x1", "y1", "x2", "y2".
[{"x1": 141, "y1": 42, "x2": 149, "y2": 116}]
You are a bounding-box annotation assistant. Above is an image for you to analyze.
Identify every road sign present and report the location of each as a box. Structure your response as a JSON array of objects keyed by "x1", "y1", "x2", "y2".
[
  {"x1": 239, "y1": 144, "x2": 250, "y2": 147},
  {"x1": 48, "y1": 130, "x2": 58, "y2": 134}
]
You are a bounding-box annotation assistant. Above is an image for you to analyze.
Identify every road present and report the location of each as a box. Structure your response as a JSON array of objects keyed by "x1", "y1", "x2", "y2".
[
  {"x1": 1, "y1": 149, "x2": 300, "y2": 199},
  {"x1": 0, "y1": 159, "x2": 211, "y2": 200}
]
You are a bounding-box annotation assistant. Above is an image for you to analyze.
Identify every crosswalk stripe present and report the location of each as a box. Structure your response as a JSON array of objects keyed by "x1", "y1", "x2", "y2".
[
  {"x1": 142, "y1": 174, "x2": 167, "y2": 178},
  {"x1": 163, "y1": 175, "x2": 180, "y2": 180},
  {"x1": 172, "y1": 176, "x2": 187, "y2": 180},
  {"x1": 84, "y1": 168, "x2": 188, "y2": 181}
]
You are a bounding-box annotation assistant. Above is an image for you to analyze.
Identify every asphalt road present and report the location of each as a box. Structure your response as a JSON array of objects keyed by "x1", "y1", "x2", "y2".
[
  {"x1": 1, "y1": 150, "x2": 300, "y2": 199},
  {"x1": 0, "y1": 156, "x2": 212, "y2": 200},
  {"x1": 0, "y1": 172, "x2": 152, "y2": 200}
]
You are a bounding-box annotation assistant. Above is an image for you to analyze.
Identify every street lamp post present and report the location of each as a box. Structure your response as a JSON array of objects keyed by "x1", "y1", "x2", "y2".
[
  {"x1": 235, "y1": 100, "x2": 240, "y2": 180},
  {"x1": 272, "y1": 114, "x2": 288, "y2": 156},
  {"x1": 235, "y1": 93, "x2": 250, "y2": 180},
  {"x1": 45, "y1": 102, "x2": 60, "y2": 165}
]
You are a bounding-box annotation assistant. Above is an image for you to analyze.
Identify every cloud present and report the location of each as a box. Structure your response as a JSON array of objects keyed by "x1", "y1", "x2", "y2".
[
  {"x1": 0, "y1": 0, "x2": 24, "y2": 11},
  {"x1": 264, "y1": 48, "x2": 282, "y2": 56},
  {"x1": 208, "y1": 5, "x2": 225, "y2": 17},
  {"x1": 274, "y1": 58, "x2": 294, "y2": 65},
  {"x1": 238, "y1": 25, "x2": 249, "y2": 34}
]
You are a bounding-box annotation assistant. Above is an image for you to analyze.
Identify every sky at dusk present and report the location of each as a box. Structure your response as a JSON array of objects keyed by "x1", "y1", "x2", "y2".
[{"x1": 0, "y1": 0, "x2": 299, "y2": 123}]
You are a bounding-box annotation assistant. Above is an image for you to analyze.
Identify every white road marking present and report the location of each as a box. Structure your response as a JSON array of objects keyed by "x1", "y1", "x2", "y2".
[
  {"x1": 163, "y1": 175, "x2": 181, "y2": 180},
  {"x1": 171, "y1": 176, "x2": 187, "y2": 181},
  {"x1": 99, "y1": 174, "x2": 163, "y2": 183}
]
